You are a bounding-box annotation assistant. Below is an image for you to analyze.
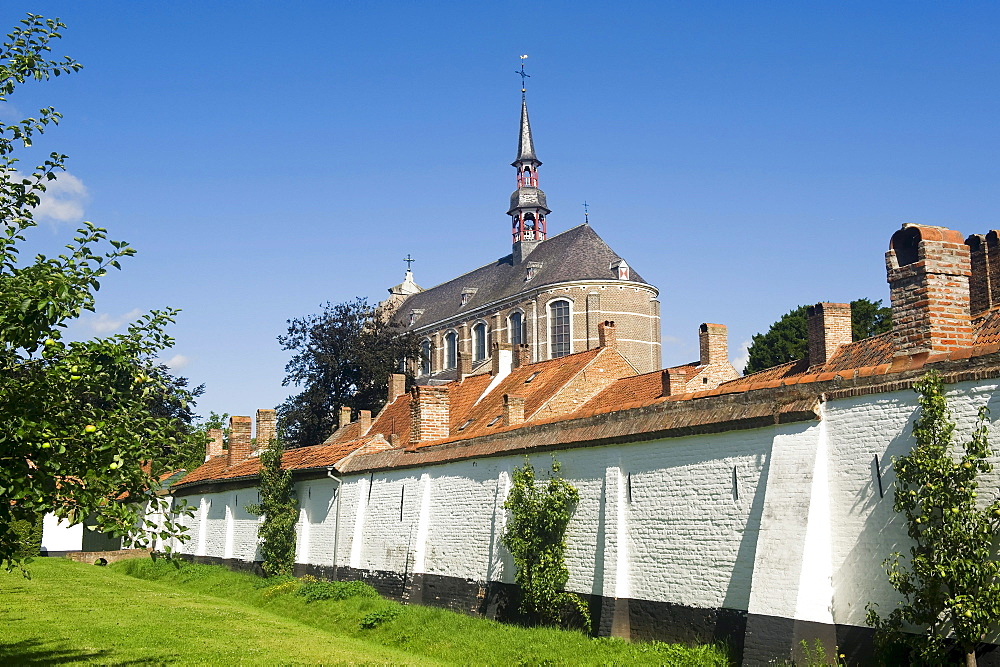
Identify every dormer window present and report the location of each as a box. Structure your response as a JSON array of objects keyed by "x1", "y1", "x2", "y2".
[
  {"x1": 525, "y1": 371, "x2": 540, "y2": 383},
  {"x1": 611, "y1": 259, "x2": 630, "y2": 281},
  {"x1": 458, "y1": 419, "x2": 474, "y2": 431},
  {"x1": 408, "y1": 309, "x2": 424, "y2": 326},
  {"x1": 525, "y1": 261, "x2": 543, "y2": 282},
  {"x1": 488, "y1": 415, "x2": 502, "y2": 427},
  {"x1": 460, "y1": 288, "x2": 478, "y2": 307}
]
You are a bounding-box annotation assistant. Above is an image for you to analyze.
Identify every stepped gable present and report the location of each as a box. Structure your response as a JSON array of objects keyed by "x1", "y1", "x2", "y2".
[{"x1": 398, "y1": 224, "x2": 648, "y2": 327}]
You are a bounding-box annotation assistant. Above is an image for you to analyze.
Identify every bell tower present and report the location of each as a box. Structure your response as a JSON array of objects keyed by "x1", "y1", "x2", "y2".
[{"x1": 509, "y1": 56, "x2": 550, "y2": 264}]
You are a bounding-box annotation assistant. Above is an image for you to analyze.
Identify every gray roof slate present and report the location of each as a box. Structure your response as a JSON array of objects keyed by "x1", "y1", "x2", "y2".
[{"x1": 400, "y1": 224, "x2": 651, "y2": 329}]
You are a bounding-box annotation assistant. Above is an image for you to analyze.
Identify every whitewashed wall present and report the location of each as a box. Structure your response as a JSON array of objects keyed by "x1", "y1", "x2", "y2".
[{"x1": 169, "y1": 378, "x2": 1000, "y2": 627}]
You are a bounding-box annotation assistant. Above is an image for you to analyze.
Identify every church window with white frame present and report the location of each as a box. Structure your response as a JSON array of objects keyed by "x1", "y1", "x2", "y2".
[
  {"x1": 508, "y1": 311, "x2": 525, "y2": 346},
  {"x1": 473, "y1": 322, "x2": 488, "y2": 362},
  {"x1": 549, "y1": 299, "x2": 571, "y2": 358},
  {"x1": 420, "y1": 339, "x2": 432, "y2": 376},
  {"x1": 444, "y1": 331, "x2": 458, "y2": 369}
]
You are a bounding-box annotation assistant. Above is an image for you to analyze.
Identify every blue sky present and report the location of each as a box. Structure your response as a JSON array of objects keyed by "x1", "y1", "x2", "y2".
[{"x1": 7, "y1": 2, "x2": 1000, "y2": 421}]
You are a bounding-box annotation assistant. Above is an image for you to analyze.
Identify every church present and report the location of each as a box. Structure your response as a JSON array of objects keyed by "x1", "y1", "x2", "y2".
[{"x1": 384, "y1": 86, "x2": 666, "y2": 382}]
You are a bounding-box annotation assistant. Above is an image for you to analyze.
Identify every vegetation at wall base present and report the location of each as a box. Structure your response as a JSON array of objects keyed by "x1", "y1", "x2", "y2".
[
  {"x1": 246, "y1": 436, "x2": 297, "y2": 576},
  {"x1": 0, "y1": 14, "x2": 201, "y2": 571},
  {"x1": 502, "y1": 457, "x2": 591, "y2": 631},
  {"x1": 866, "y1": 371, "x2": 1000, "y2": 667}
]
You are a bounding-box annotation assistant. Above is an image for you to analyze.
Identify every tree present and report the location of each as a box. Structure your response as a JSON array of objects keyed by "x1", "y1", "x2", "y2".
[
  {"x1": 0, "y1": 15, "x2": 201, "y2": 570},
  {"x1": 743, "y1": 298, "x2": 892, "y2": 374},
  {"x1": 866, "y1": 372, "x2": 1000, "y2": 666},
  {"x1": 246, "y1": 436, "x2": 297, "y2": 577},
  {"x1": 277, "y1": 297, "x2": 420, "y2": 448},
  {"x1": 501, "y1": 458, "x2": 590, "y2": 630}
]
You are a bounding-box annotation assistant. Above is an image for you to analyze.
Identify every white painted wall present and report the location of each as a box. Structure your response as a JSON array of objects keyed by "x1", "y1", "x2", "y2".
[
  {"x1": 168, "y1": 378, "x2": 1000, "y2": 629},
  {"x1": 41, "y1": 514, "x2": 83, "y2": 552}
]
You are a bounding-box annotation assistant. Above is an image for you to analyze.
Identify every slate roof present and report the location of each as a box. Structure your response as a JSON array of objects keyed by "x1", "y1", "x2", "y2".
[{"x1": 400, "y1": 224, "x2": 652, "y2": 329}]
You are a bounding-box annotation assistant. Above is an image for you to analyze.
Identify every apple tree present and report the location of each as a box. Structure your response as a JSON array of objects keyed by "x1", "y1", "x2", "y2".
[{"x1": 0, "y1": 15, "x2": 201, "y2": 570}]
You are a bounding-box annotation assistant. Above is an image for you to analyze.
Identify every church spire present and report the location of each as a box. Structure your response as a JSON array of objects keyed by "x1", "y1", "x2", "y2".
[{"x1": 508, "y1": 55, "x2": 549, "y2": 258}]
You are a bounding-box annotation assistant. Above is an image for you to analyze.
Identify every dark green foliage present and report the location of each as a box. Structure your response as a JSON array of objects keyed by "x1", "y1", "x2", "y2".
[
  {"x1": 359, "y1": 607, "x2": 401, "y2": 629},
  {"x1": 866, "y1": 372, "x2": 1000, "y2": 666},
  {"x1": 502, "y1": 458, "x2": 591, "y2": 630},
  {"x1": 277, "y1": 297, "x2": 420, "y2": 448},
  {"x1": 296, "y1": 579, "x2": 379, "y2": 603},
  {"x1": 11, "y1": 514, "x2": 42, "y2": 560},
  {"x1": 246, "y1": 437, "x2": 297, "y2": 576},
  {"x1": 744, "y1": 298, "x2": 892, "y2": 374},
  {"x1": 0, "y1": 14, "x2": 199, "y2": 570}
]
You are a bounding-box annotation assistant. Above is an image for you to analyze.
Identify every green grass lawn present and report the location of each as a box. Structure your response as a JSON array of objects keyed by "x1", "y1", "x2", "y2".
[{"x1": 0, "y1": 557, "x2": 729, "y2": 665}]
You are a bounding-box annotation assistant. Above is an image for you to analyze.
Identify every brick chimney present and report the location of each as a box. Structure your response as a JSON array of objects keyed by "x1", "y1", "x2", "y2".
[
  {"x1": 965, "y1": 231, "x2": 1000, "y2": 316},
  {"x1": 338, "y1": 406, "x2": 352, "y2": 430},
  {"x1": 388, "y1": 373, "x2": 406, "y2": 404},
  {"x1": 515, "y1": 344, "x2": 531, "y2": 368},
  {"x1": 699, "y1": 323, "x2": 729, "y2": 366},
  {"x1": 410, "y1": 385, "x2": 449, "y2": 443},
  {"x1": 598, "y1": 320, "x2": 617, "y2": 348},
  {"x1": 503, "y1": 394, "x2": 525, "y2": 426},
  {"x1": 205, "y1": 428, "x2": 224, "y2": 461},
  {"x1": 457, "y1": 351, "x2": 472, "y2": 379},
  {"x1": 359, "y1": 410, "x2": 372, "y2": 435},
  {"x1": 227, "y1": 415, "x2": 252, "y2": 466},
  {"x1": 256, "y1": 409, "x2": 276, "y2": 449},
  {"x1": 491, "y1": 342, "x2": 513, "y2": 377},
  {"x1": 806, "y1": 303, "x2": 852, "y2": 367},
  {"x1": 660, "y1": 369, "x2": 688, "y2": 396},
  {"x1": 887, "y1": 224, "x2": 973, "y2": 356}
]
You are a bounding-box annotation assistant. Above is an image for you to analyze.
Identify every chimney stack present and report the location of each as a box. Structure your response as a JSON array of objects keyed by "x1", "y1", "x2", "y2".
[
  {"x1": 359, "y1": 410, "x2": 372, "y2": 435},
  {"x1": 598, "y1": 320, "x2": 617, "y2": 349},
  {"x1": 457, "y1": 351, "x2": 472, "y2": 379},
  {"x1": 503, "y1": 394, "x2": 525, "y2": 426},
  {"x1": 699, "y1": 323, "x2": 729, "y2": 366},
  {"x1": 338, "y1": 406, "x2": 352, "y2": 430},
  {"x1": 515, "y1": 344, "x2": 531, "y2": 368},
  {"x1": 388, "y1": 373, "x2": 406, "y2": 404},
  {"x1": 660, "y1": 369, "x2": 687, "y2": 396},
  {"x1": 806, "y1": 303, "x2": 852, "y2": 367},
  {"x1": 887, "y1": 224, "x2": 973, "y2": 356},
  {"x1": 205, "y1": 428, "x2": 224, "y2": 461},
  {"x1": 491, "y1": 342, "x2": 513, "y2": 377},
  {"x1": 227, "y1": 416, "x2": 252, "y2": 466},
  {"x1": 256, "y1": 409, "x2": 276, "y2": 449},
  {"x1": 410, "y1": 385, "x2": 450, "y2": 443},
  {"x1": 965, "y1": 231, "x2": 1000, "y2": 317}
]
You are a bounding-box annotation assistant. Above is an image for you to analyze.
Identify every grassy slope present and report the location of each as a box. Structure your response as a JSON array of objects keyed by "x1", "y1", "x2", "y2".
[
  {"x1": 114, "y1": 558, "x2": 728, "y2": 666},
  {"x1": 1, "y1": 557, "x2": 729, "y2": 665},
  {"x1": 0, "y1": 558, "x2": 433, "y2": 665}
]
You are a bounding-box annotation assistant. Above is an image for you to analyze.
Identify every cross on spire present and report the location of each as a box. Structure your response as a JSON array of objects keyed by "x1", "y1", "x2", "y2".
[
  {"x1": 403, "y1": 254, "x2": 415, "y2": 270},
  {"x1": 516, "y1": 54, "x2": 530, "y2": 95},
  {"x1": 582, "y1": 201, "x2": 590, "y2": 222}
]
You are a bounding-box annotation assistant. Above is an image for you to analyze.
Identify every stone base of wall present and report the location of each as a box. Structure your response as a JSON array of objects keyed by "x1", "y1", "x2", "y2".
[{"x1": 173, "y1": 555, "x2": 1000, "y2": 666}]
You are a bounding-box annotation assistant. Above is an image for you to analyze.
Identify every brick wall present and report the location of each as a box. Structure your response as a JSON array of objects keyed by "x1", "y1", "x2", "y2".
[
  {"x1": 410, "y1": 386, "x2": 450, "y2": 443},
  {"x1": 806, "y1": 303, "x2": 852, "y2": 366},
  {"x1": 227, "y1": 416, "x2": 252, "y2": 466}
]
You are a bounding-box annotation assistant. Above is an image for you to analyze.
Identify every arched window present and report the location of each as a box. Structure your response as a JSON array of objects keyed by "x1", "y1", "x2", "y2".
[
  {"x1": 420, "y1": 339, "x2": 432, "y2": 376},
  {"x1": 549, "y1": 300, "x2": 571, "y2": 358},
  {"x1": 508, "y1": 311, "x2": 524, "y2": 346},
  {"x1": 473, "y1": 322, "x2": 487, "y2": 362},
  {"x1": 445, "y1": 331, "x2": 457, "y2": 369}
]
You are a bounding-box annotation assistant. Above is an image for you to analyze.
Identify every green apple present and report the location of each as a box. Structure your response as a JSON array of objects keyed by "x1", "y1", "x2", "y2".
[{"x1": 84, "y1": 424, "x2": 96, "y2": 433}]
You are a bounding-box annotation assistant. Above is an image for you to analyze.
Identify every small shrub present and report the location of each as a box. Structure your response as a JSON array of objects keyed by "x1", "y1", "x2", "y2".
[
  {"x1": 296, "y1": 579, "x2": 379, "y2": 603},
  {"x1": 359, "y1": 607, "x2": 401, "y2": 629},
  {"x1": 262, "y1": 579, "x2": 301, "y2": 598}
]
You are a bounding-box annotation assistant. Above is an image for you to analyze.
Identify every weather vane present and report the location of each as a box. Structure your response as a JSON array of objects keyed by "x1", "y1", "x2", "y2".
[
  {"x1": 517, "y1": 54, "x2": 530, "y2": 95},
  {"x1": 582, "y1": 201, "x2": 590, "y2": 223},
  {"x1": 404, "y1": 253, "x2": 415, "y2": 271}
]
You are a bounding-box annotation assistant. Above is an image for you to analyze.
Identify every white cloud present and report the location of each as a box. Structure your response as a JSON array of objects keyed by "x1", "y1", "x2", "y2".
[
  {"x1": 162, "y1": 354, "x2": 191, "y2": 370},
  {"x1": 731, "y1": 339, "x2": 752, "y2": 375},
  {"x1": 33, "y1": 171, "x2": 89, "y2": 224},
  {"x1": 82, "y1": 308, "x2": 142, "y2": 334}
]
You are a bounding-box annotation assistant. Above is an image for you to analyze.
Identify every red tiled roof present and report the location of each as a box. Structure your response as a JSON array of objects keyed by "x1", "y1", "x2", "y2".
[
  {"x1": 975, "y1": 308, "x2": 1000, "y2": 347},
  {"x1": 584, "y1": 368, "x2": 665, "y2": 416}
]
